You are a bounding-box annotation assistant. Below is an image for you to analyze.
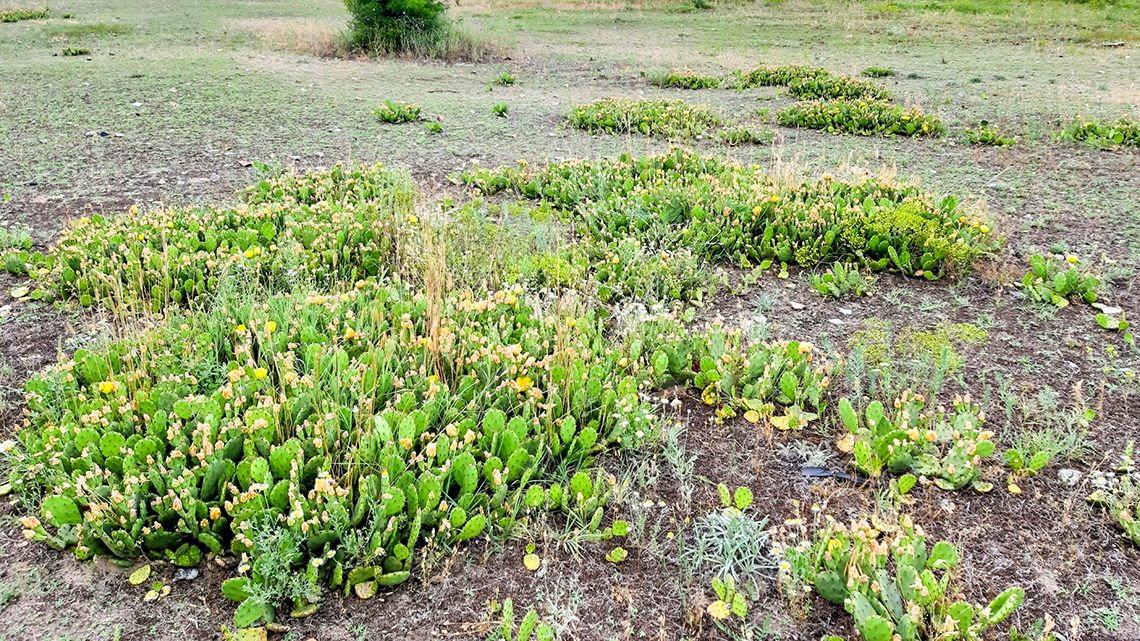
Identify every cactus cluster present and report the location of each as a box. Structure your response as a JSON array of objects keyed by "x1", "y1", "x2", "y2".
[
  {"x1": 1020, "y1": 254, "x2": 1100, "y2": 308},
  {"x1": 4, "y1": 163, "x2": 417, "y2": 312},
  {"x1": 459, "y1": 149, "x2": 993, "y2": 281},
  {"x1": 8, "y1": 283, "x2": 654, "y2": 627},
  {"x1": 489, "y1": 598, "x2": 555, "y2": 641},
  {"x1": 837, "y1": 391, "x2": 996, "y2": 491},
  {"x1": 787, "y1": 74, "x2": 892, "y2": 102},
  {"x1": 632, "y1": 319, "x2": 831, "y2": 428},
  {"x1": 782, "y1": 514, "x2": 1024, "y2": 641}
]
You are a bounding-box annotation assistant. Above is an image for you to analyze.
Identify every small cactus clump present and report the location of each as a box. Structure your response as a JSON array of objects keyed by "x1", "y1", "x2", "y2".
[{"x1": 780, "y1": 512, "x2": 1024, "y2": 641}]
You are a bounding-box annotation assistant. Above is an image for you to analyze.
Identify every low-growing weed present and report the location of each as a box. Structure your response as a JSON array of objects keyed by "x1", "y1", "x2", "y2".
[
  {"x1": 492, "y1": 101, "x2": 509, "y2": 117},
  {"x1": 494, "y1": 71, "x2": 515, "y2": 86},
  {"x1": 1088, "y1": 441, "x2": 1140, "y2": 548},
  {"x1": 777, "y1": 99, "x2": 944, "y2": 137},
  {"x1": 717, "y1": 124, "x2": 775, "y2": 146},
  {"x1": 486, "y1": 598, "x2": 555, "y2": 641},
  {"x1": 0, "y1": 225, "x2": 33, "y2": 252},
  {"x1": 681, "y1": 485, "x2": 771, "y2": 595},
  {"x1": 62, "y1": 47, "x2": 90, "y2": 56}
]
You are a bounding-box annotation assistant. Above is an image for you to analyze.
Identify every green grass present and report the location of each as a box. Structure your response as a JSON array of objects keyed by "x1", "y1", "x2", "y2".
[{"x1": 46, "y1": 22, "x2": 131, "y2": 38}]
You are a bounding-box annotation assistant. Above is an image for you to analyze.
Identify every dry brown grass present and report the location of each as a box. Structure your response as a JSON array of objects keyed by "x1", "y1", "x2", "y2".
[
  {"x1": 227, "y1": 15, "x2": 508, "y2": 62},
  {"x1": 227, "y1": 16, "x2": 349, "y2": 58}
]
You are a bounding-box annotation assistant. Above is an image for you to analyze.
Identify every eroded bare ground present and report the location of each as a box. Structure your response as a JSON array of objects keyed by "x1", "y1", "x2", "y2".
[{"x1": 1, "y1": 0, "x2": 1139, "y2": 639}]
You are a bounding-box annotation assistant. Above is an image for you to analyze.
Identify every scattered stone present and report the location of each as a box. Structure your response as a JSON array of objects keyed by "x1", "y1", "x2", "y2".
[
  {"x1": 789, "y1": 301, "x2": 805, "y2": 310},
  {"x1": 838, "y1": 307, "x2": 853, "y2": 315},
  {"x1": 828, "y1": 318, "x2": 844, "y2": 326},
  {"x1": 1058, "y1": 469, "x2": 1082, "y2": 487},
  {"x1": 173, "y1": 567, "x2": 198, "y2": 582}
]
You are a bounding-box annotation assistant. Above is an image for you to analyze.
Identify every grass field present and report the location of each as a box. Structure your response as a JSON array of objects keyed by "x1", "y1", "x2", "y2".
[{"x1": 0, "y1": 0, "x2": 1139, "y2": 640}]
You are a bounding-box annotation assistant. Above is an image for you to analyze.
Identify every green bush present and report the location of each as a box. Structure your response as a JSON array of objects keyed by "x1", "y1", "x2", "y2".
[
  {"x1": 1020, "y1": 254, "x2": 1100, "y2": 307},
  {"x1": 777, "y1": 99, "x2": 944, "y2": 137},
  {"x1": 780, "y1": 512, "x2": 1024, "y2": 640},
  {"x1": 344, "y1": 0, "x2": 449, "y2": 52}
]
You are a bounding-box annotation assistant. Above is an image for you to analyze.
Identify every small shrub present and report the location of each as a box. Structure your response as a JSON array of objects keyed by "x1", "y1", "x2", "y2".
[
  {"x1": 779, "y1": 511, "x2": 1025, "y2": 634},
  {"x1": 731, "y1": 64, "x2": 828, "y2": 89},
  {"x1": 1061, "y1": 115, "x2": 1139, "y2": 148},
  {"x1": 964, "y1": 121, "x2": 1017, "y2": 146},
  {"x1": 492, "y1": 101, "x2": 509, "y2": 117},
  {"x1": 372, "y1": 99, "x2": 420, "y2": 123},
  {"x1": 861, "y1": 66, "x2": 895, "y2": 78},
  {"x1": 1020, "y1": 254, "x2": 1099, "y2": 308},
  {"x1": 718, "y1": 124, "x2": 775, "y2": 146},
  {"x1": 776, "y1": 99, "x2": 944, "y2": 137},
  {"x1": 344, "y1": 0, "x2": 448, "y2": 52},
  {"x1": 787, "y1": 74, "x2": 892, "y2": 101},
  {"x1": 810, "y1": 262, "x2": 872, "y2": 298},
  {"x1": 1, "y1": 7, "x2": 48, "y2": 22},
  {"x1": 647, "y1": 69, "x2": 722, "y2": 90},
  {"x1": 568, "y1": 98, "x2": 721, "y2": 139}
]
